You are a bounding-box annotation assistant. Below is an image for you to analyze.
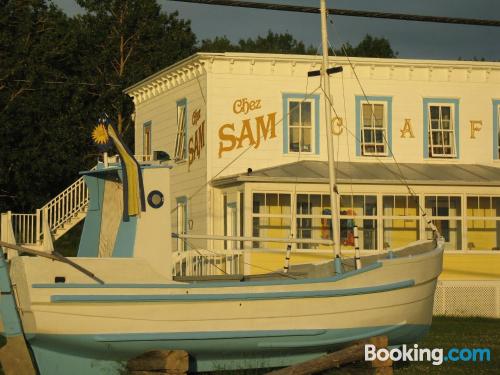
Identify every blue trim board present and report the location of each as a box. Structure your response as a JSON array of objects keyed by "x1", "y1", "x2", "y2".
[
  {"x1": 423, "y1": 98, "x2": 460, "y2": 159},
  {"x1": 33, "y1": 261, "x2": 382, "y2": 289},
  {"x1": 77, "y1": 175, "x2": 105, "y2": 257},
  {"x1": 282, "y1": 93, "x2": 320, "y2": 155},
  {"x1": 50, "y1": 280, "x2": 414, "y2": 303},
  {"x1": 0, "y1": 253, "x2": 23, "y2": 336},
  {"x1": 27, "y1": 324, "x2": 429, "y2": 373},
  {"x1": 177, "y1": 98, "x2": 188, "y2": 160},
  {"x1": 355, "y1": 95, "x2": 393, "y2": 157},
  {"x1": 493, "y1": 100, "x2": 500, "y2": 160}
]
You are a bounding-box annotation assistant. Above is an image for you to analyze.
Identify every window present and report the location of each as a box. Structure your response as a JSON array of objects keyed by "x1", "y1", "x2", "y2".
[
  {"x1": 340, "y1": 195, "x2": 377, "y2": 250},
  {"x1": 428, "y1": 105, "x2": 455, "y2": 157},
  {"x1": 176, "y1": 197, "x2": 188, "y2": 251},
  {"x1": 296, "y1": 194, "x2": 332, "y2": 249},
  {"x1": 466, "y1": 196, "x2": 500, "y2": 250},
  {"x1": 174, "y1": 99, "x2": 187, "y2": 161},
  {"x1": 289, "y1": 101, "x2": 312, "y2": 152},
  {"x1": 223, "y1": 198, "x2": 237, "y2": 250},
  {"x1": 361, "y1": 103, "x2": 387, "y2": 155},
  {"x1": 143, "y1": 122, "x2": 152, "y2": 156},
  {"x1": 497, "y1": 105, "x2": 500, "y2": 159},
  {"x1": 382, "y1": 195, "x2": 420, "y2": 249},
  {"x1": 494, "y1": 100, "x2": 500, "y2": 160},
  {"x1": 283, "y1": 93, "x2": 320, "y2": 154},
  {"x1": 423, "y1": 98, "x2": 459, "y2": 158},
  {"x1": 425, "y1": 195, "x2": 462, "y2": 249},
  {"x1": 252, "y1": 193, "x2": 291, "y2": 249},
  {"x1": 355, "y1": 96, "x2": 392, "y2": 157}
]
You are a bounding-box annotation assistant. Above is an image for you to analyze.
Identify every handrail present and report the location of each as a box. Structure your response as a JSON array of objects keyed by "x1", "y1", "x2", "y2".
[{"x1": 6, "y1": 156, "x2": 151, "y2": 246}]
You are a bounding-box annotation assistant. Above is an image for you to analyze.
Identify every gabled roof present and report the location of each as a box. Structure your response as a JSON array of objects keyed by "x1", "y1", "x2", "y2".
[{"x1": 212, "y1": 160, "x2": 500, "y2": 187}]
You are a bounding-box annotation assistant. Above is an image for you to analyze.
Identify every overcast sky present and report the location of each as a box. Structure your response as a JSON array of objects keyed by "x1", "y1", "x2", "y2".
[{"x1": 52, "y1": 0, "x2": 500, "y2": 61}]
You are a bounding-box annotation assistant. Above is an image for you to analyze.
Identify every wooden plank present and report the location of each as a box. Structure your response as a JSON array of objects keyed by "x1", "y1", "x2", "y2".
[
  {"x1": 0, "y1": 335, "x2": 36, "y2": 375},
  {"x1": 127, "y1": 350, "x2": 189, "y2": 373}
]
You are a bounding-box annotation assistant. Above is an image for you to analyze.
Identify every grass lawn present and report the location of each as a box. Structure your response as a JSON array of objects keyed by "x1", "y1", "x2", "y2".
[
  {"x1": 203, "y1": 317, "x2": 499, "y2": 375},
  {"x1": 393, "y1": 316, "x2": 499, "y2": 374}
]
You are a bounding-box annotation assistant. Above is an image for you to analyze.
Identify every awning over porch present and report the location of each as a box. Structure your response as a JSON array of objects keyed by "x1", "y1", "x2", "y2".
[{"x1": 212, "y1": 161, "x2": 500, "y2": 187}]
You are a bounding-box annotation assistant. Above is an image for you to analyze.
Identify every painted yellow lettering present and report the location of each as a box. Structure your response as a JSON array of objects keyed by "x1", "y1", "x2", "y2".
[
  {"x1": 237, "y1": 119, "x2": 256, "y2": 148},
  {"x1": 400, "y1": 119, "x2": 415, "y2": 138},
  {"x1": 218, "y1": 123, "x2": 236, "y2": 158},
  {"x1": 470, "y1": 120, "x2": 482, "y2": 139},
  {"x1": 188, "y1": 137, "x2": 195, "y2": 168},
  {"x1": 332, "y1": 117, "x2": 344, "y2": 135},
  {"x1": 254, "y1": 112, "x2": 277, "y2": 150}
]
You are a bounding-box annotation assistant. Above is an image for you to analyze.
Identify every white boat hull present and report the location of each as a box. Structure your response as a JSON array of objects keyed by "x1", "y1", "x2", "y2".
[{"x1": 4, "y1": 240, "x2": 443, "y2": 373}]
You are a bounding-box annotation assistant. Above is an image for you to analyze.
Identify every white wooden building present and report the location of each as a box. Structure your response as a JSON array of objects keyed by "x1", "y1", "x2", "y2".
[{"x1": 126, "y1": 52, "x2": 500, "y2": 281}]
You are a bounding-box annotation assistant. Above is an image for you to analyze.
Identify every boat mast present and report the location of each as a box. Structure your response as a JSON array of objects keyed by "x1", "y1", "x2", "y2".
[{"x1": 320, "y1": 0, "x2": 341, "y2": 261}]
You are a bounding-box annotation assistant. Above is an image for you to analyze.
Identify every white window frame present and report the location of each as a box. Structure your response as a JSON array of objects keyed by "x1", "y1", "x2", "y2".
[
  {"x1": 287, "y1": 99, "x2": 315, "y2": 154},
  {"x1": 251, "y1": 192, "x2": 291, "y2": 249},
  {"x1": 427, "y1": 103, "x2": 457, "y2": 158},
  {"x1": 174, "y1": 100, "x2": 187, "y2": 161},
  {"x1": 497, "y1": 105, "x2": 500, "y2": 159},
  {"x1": 360, "y1": 101, "x2": 388, "y2": 156}
]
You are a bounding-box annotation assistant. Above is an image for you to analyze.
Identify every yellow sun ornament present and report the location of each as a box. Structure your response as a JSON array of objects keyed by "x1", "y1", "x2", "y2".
[{"x1": 92, "y1": 123, "x2": 110, "y2": 145}]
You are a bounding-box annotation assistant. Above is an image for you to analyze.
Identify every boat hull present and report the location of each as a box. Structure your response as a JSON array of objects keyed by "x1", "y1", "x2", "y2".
[{"x1": 5, "y1": 241, "x2": 443, "y2": 373}]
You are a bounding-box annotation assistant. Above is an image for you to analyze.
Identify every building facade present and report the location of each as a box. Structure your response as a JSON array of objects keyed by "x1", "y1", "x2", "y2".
[{"x1": 126, "y1": 52, "x2": 500, "y2": 280}]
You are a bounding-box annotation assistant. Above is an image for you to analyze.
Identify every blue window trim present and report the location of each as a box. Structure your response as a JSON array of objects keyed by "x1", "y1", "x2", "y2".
[
  {"x1": 176, "y1": 98, "x2": 188, "y2": 160},
  {"x1": 176, "y1": 196, "x2": 188, "y2": 251},
  {"x1": 493, "y1": 99, "x2": 500, "y2": 160},
  {"x1": 143, "y1": 121, "x2": 152, "y2": 155},
  {"x1": 282, "y1": 93, "x2": 320, "y2": 155},
  {"x1": 423, "y1": 98, "x2": 460, "y2": 159},
  {"x1": 355, "y1": 96, "x2": 393, "y2": 157}
]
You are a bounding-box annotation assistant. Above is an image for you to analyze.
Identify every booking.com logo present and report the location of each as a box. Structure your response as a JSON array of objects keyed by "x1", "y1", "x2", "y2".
[{"x1": 365, "y1": 344, "x2": 491, "y2": 365}]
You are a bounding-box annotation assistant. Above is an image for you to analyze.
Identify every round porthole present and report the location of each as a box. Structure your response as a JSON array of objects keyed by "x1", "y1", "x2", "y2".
[{"x1": 147, "y1": 190, "x2": 164, "y2": 209}]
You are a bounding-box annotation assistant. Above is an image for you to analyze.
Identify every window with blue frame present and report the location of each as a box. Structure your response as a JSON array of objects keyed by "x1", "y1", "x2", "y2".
[
  {"x1": 355, "y1": 96, "x2": 392, "y2": 157},
  {"x1": 174, "y1": 98, "x2": 187, "y2": 161},
  {"x1": 143, "y1": 121, "x2": 152, "y2": 156},
  {"x1": 282, "y1": 93, "x2": 320, "y2": 154},
  {"x1": 423, "y1": 98, "x2": 459, "y2": 159},
  {"x1": 494, "y1": 100, "x2": 500, "y2": 160}
]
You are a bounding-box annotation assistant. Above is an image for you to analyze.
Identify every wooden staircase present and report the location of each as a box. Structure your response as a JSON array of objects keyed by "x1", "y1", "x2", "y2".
[{"x1": 2, "y1": 177, "x2": 88, "y2": 248}]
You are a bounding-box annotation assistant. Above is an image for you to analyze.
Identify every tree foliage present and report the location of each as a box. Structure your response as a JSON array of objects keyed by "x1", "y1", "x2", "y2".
[
  {"x1": 75, "y1": 0, "x2": 196, "y2": 134},
  {"x1": 335, "y1": 34, "x2": 397, "y2": 58},
  {"x1": 0, "y1": 0, "x2": 196, "y2": 212},
  {"x1": 200, "y1": 31, "x2": 317, "y2": 55}
]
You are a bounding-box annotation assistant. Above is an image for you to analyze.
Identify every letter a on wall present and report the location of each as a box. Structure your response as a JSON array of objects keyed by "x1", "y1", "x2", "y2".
[{"x1": 400, "y1": 119, "x2": 415, "y2": 138}]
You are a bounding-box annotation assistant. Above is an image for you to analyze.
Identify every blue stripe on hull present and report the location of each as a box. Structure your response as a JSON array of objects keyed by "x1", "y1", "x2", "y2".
[
  {"x1": 27, "y1": 324, "x2": 430, "y2": 374},
  {"x1": 49, "y1": 279, "x2": 414, "y2": 303}
]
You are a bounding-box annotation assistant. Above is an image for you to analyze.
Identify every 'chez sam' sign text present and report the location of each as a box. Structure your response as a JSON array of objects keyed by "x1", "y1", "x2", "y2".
[{"x1": 218, "y1": 98, "x2": 277, "y2": 157}]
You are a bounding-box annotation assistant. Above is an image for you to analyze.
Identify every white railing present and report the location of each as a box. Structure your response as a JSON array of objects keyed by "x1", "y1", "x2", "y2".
[
  {"x1": 41, "y1": 176, "x2": 88, "y2": 236},
  {"x1": 10, "y1": 213, "x2": 38, "y2": 245},
  {"x1": 173, "y1": 249, "x2": 244, "y2": 277},
  {"x1": 6, "y1": 155, "x2": 152, "y2": 246},
  {"x1": 10, "y1": 177, "x2": 88, "y2": 245},
  {"x1": 134, "y1": 154, "x2": 153, "y2": 162}
]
